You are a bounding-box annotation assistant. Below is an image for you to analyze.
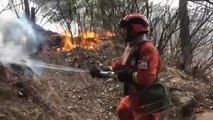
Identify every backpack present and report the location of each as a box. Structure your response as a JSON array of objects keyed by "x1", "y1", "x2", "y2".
[{"x1": 139, "y1": 82, "x2": 171, "y2": 113}]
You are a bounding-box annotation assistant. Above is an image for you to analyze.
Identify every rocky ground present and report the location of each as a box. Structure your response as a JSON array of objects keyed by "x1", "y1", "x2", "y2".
[{"x1": 0, "y1": 41, "x2": 212, "y2": 120}]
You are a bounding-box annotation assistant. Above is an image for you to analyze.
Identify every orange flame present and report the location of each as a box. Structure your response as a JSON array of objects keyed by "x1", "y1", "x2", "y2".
[
  {"x1": 57, "y1": 30, "x2": 114, "y2": 52},
  {"x1": 81, "y1": 31, "x2": 100, "y2": 49},
  {"x1": 61, "y1": 32, "x2": 74, "y2": 51},
  {"x1": 82, "y1": 31, "x2": 99, "y2": 39},
  {"x1": 106, "y1": 31, "x2": 115, "y2": 37}
]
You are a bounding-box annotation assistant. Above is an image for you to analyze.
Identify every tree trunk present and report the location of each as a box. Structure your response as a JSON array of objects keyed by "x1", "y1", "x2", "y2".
[
  {"x1": 31, "y1": 7, "x2": 35, "y2": 23},
  {"x1": 179, "y1": 0, "x2": 192, "y2": 73},
  {"x1": 66, "y1": 22, "x2": 73, "y2": 40},
  {"x1": 24, "y1": 0, "x2": 30, "y2": 20},
  {"x1": 100, "y1": 0, "x2": 107, "y2": 30}
]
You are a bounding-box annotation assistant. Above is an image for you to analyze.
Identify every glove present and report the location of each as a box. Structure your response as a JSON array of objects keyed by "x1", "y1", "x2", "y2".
[{"x1": 116, "y1": 69, "x2": 133, "y2": 83}]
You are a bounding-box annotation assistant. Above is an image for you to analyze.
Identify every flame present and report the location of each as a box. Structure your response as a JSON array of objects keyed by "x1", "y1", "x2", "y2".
[
  {"x1": 56, "y1": 30, "x2": 114, "y2": 52},
  {"x1": 62, "y1": 36, "x2": 76, "y2": 51},
  {"x1": 61, "y1": 31, "x2": 76, "y2": 51},
  {"x1": 82, "y1": 31, "x2": 99, "y2": 39},
  {"x1": 80, "y1": 31, "x2": 100, "y2": 49},
  {"x1": 106, "y1": 31, "x2": 115, "y2": 37}
]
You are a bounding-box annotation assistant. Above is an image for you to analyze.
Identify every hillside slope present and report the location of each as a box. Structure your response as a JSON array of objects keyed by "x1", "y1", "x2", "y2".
[{"x1": 0, "y1": 43, "x2": 212, "y2": 120}]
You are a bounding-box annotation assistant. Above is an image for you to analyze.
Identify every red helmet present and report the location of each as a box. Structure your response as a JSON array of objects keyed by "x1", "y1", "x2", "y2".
[{"x1": 119, "y1": 13, "x2": 150, "y2": 40}]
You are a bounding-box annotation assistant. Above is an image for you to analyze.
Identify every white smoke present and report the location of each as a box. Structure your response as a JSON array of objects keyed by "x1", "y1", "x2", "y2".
[
  {"x1": 0, "y1": 11, "x2": 86, "y2": 75},
  {"x1": 0, "y1": 11, "x2": 44, "y2": 74}
]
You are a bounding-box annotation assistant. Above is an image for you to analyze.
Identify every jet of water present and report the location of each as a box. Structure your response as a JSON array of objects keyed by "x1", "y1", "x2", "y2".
[
  {"x1": 0, "y1": 12, "x2": 87, "y2": 74},
  {"x1": 0, "y1": 56, "x2": 88, "y2": 73}
]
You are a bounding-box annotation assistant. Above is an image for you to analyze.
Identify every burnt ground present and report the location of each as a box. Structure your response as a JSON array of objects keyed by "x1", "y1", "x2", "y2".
[{"x1": 0, "y1": 41, "x2": 213, "y2": 120}]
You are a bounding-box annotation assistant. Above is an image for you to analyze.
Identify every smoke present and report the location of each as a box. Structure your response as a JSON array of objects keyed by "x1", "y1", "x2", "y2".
[{"x1": 0, "y1": 11, "x2": 45, "y2": 74}]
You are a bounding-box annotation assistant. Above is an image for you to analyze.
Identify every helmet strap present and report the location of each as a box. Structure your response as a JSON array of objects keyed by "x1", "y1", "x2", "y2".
[{"x1": 129, "y1": 34, "x2": 149, "y2": 47}]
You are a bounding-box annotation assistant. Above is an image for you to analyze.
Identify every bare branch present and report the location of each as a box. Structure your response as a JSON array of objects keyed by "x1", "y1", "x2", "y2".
[
  {"x1": 9, "y1": 0, "x2": 21, "y2": 18},
  {"x1": 189, "y1": 0, "x2": 213, "y2": 5},
  {"x1": 0, "y1": 3, "x2": 10, "y2": 14}
]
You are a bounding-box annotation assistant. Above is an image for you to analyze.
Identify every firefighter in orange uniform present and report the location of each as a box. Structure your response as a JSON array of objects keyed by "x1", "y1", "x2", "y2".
[{"x1": 90, "y1": 13, "x2": 162, "y2": 120}]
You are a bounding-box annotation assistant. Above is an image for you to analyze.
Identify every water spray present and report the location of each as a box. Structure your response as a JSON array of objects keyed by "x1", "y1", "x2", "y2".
[
  {"x1": 0, "y1": 13, "x2": 99, "y2": 75},
  {"x1": 0, "y1": 13, "x2": 88, "y2": 74},
  {"x1": 0, "y1": 56, "x2": 88, "y2": 73}
]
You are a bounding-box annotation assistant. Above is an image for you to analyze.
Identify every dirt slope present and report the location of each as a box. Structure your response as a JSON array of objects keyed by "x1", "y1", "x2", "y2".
[{"x1": 0, "y1": 42, "x2": 212, "y2": 120}]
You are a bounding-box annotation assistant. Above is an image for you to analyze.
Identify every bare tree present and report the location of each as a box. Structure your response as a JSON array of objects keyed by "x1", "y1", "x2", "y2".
[
  {"x1": 24, "y1": 0, "x2": 30, "y2": 19},
  {"x1": 179, "y1": 0, "x2": 192, "y2": 73}
]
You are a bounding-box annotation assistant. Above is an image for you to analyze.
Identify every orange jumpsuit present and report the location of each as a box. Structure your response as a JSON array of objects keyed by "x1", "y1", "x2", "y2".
[{"x1": 111, "y1": 41, "x2": 161, "y2": 120}]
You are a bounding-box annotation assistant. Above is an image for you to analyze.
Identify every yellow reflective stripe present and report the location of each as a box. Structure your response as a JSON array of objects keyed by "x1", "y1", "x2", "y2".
[
  {"x1": 109, "y1": 66, "x2": 113, "y2": 71},
  {"x1": 132, "y1": 72, "x2": 139, "y2": 84}
]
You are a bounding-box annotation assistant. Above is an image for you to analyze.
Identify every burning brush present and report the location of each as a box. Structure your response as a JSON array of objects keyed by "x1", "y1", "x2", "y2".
[{"x1": 39, "y1": 31, "x2": 115, "y2": 56}]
